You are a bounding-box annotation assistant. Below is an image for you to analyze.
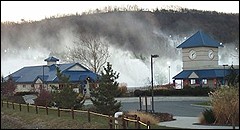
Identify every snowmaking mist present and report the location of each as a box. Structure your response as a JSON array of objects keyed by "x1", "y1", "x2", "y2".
[{"x1": 1, "y1": 11, "x2": 239, "y2": 87}]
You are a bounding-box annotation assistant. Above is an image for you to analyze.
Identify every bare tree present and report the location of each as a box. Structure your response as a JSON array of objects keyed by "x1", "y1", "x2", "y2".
[{"x1": 68, "y1": 33, "x2": 110, "y2": 74}]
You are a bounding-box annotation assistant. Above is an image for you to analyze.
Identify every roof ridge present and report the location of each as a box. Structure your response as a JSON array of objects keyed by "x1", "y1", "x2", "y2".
[
  {"x1": 21, "y1": 62, "x2": 76, "y2": 67},
  {"x1": 199, "y1": 31, "x2": 206, "y2": 46}
]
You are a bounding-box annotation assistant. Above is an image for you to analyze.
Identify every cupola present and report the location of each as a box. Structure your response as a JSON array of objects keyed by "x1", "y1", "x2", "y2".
[{"x1": 44, "y1": 56, "x2": 59, "y2": 66}]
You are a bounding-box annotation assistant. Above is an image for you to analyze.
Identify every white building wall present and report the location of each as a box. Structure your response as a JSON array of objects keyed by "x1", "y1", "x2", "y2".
[
  {"x1": 68, "y1": 64, "x2": 86, "y2": 71},
  {"x1": 15, "y1": 84, "x2": 33, "y2": 92},
  {"x1": 14, "y1": 82, "x2": 87, "y2": 94},
  {"x1": 47, "y1": 61, "x2": 56, "y2": 66}
]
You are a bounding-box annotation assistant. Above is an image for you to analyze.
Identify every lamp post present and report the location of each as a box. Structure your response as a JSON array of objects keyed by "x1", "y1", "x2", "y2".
[
  {"x1": 151, "y1": 54, "x2": 159, "y2": 113},
  {"x1": 42, "y1": 65, "x2": 48, "y2": 90},
  {"x1": 223, "y1": 64, "x2": 228, "y2": 86},
  {"x1": 42, "y1": 65, "x2": 45, "y2": 90},
  {"x1": 167, "y1": 62, "x2": 170, "y2": 85},
  {"x1": 168, "y1": 66, "x2": 170, "y2": 84}
]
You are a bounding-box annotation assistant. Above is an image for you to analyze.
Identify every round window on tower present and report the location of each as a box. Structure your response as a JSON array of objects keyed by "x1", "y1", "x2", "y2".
[
  {"x1": 189, "y1": 50, "x2": 196, "y2": 60},
  {"x1": 208, "y1": 49, "x2": 214, "y2": 59}
]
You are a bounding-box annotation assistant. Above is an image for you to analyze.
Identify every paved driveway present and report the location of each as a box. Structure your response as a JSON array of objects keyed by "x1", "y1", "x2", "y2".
[
  {"x1": 86, "y1": 97, "x2": 238, "y2": 129},
  {"x1": 116, "y1": 96, "x2": 210, "y2": 117},
  {"x1": 84, "y1": 96, "x2": 210, "y2": 117}
]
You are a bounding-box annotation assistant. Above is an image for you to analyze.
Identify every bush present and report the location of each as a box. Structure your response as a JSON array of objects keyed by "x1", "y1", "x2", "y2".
[
  {"x1": 1, "y1": 77, "x2": 16, "y2": 97},
  {"x1": 183, "y1": 85, "x2": 191, "y2": 89},
  {"x1": 4, "y1": 95, "x2": 25, "y2": 104},
  {"x1": 201, "y1": 109, "x2": 216, "y2": 124},
  {"x1": 133, "y1": 87, "x2": 213, "y2": 96},
  {"x1": 14, "y1": 92, "x2": 38, "y2": 96},
  {"x1": 209, "y1": 86, "x2": 239, "y2": 126},
  {"x1": 127, "y1": 111, "x2": 159, "y2": 125},
  {"x1": 133, "y1": 89, "x2": 145, "y2": 97},
  {"x1": 118, "y1": 85, "x2": 128, "y2": 97},
  {"x1": 35, "y1": 89, "x2": 52, "y2": 106}
]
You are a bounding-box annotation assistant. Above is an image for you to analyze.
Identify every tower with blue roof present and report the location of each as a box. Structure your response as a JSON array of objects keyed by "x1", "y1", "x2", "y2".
[
  {"x1": 44, "y1": 56, "x2": 59, "y2": 66},
  {"x1": 173, "y1": 31, "x2": 239, "y2": 88},
  {"x1": 177, "y1": 30, "x2": 223, "y2": 70}
]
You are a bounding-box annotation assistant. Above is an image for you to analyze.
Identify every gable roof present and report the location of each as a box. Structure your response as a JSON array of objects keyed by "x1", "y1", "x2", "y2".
[
  {"x1": 177, "y1": 31, "x2": 223, "y2": 48},
  {"x1": 188, "y1": 72, "x2": 199, "y2": 78},
  {"x1": 7, "y1": 63, "x2": 97, "y2": 83}
]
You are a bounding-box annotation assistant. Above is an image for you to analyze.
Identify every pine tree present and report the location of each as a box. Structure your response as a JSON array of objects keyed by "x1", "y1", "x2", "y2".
[
  {"x1": 53, "y1": 67, "x2": 85, "y2": 109},
  {"x1": 56, "y1": 67, "x2": 70, "y2": 88},
  {"x1": 90, "y1": 62, "x2": 121, "y2": 115},
  {"x1": 54, "y1": 86, "x2": 78, "y2": 108}
]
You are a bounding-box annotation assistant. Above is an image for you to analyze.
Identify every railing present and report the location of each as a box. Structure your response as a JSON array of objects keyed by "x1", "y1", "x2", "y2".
[
  {"x1": 108, "y1": 114, "x2": 151, "y2": 129},
  {"x1": 1, "y1": 100, "x2": 151, "y2": 129}
]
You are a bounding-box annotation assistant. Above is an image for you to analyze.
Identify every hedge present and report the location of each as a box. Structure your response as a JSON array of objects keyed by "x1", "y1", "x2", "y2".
[{"x1": 134, "y1": 87, "x2": 214, "y2": 97}]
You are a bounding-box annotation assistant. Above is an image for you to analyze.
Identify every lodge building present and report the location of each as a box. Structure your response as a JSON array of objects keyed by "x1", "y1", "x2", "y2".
[{"x1": 5, "y1": 56, "x2": 98, "y2": 95}]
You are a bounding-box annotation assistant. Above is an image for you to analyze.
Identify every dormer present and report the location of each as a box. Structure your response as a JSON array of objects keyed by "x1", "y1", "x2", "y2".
[{"x1": 44, "y1": 56, "x2": 59, "y2": 66}]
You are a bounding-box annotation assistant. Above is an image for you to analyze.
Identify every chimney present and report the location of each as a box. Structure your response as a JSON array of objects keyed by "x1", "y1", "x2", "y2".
[{"x1": 44, "y1": 56, "x2": 59, "y2": 66}]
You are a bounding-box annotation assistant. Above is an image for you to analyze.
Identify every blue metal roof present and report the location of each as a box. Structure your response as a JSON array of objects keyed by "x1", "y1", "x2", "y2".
[
  {"x1": 7, "y1": 63, "x2": 98, "y2": 83},
  {"x1": 172, "y1": 70, "x2": 193, "y2": 79},
  {"x1": 34, "y1": 75, "x2": 49, "y2": 82},
  {"x1": 177, "y1": 31, "x2": 223, "y2": 48},
  {"x1": 44, "y1": 56, "x2": 59, "y2": 62},
  {"x1": 58, "y1": 71, "x2": 98, "y2": 82},
  {"x1": 173, "y1": 69, "x2": 239, "y2": 79}
]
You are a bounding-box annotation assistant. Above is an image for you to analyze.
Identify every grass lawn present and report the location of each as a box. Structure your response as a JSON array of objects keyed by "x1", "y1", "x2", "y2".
[{"x1": 1, "y1": 101, "x2": 180, "y2": 129}]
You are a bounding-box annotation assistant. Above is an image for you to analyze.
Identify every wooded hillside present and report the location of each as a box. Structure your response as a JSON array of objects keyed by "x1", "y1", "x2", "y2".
[{"x1": 1, "y1": 8, "x2": 239, "y2": 60}]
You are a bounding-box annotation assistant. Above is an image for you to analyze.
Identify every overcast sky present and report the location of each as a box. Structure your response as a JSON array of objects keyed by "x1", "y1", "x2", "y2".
[{"x1": 1, "y1": 1, "x2": 239, "y2": 22}]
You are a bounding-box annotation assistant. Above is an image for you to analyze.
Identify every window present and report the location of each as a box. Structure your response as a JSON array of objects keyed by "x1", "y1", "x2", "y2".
[
  {"x1": 39, "y1": 84, "x2": 42, "y2": 89},
  {"x1": 190, "y1": 79, "x2": 196, "y2": 85},
  {"x1": 23, "y1": 85, "x2": 26, "y2": 88},
  {"x1": 202, "y1": 79, "x2": 208, "y2": 85},
  {"x1": 59, "y1": 84, "x2": 64, "y2": 90}
]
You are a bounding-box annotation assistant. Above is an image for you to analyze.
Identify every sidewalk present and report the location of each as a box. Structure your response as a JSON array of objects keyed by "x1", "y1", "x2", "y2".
[{"x1": 159, "y1": 116, "x2": 239, "y2": 129}]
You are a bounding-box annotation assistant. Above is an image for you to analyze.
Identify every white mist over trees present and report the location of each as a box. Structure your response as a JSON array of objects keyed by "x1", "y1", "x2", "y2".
[
  {"x1": 1, "y1": 8, "x2": 239, "y2": 87},
  {"x1": 65, "y1": 33, "x2": 110, "y2": 74}
]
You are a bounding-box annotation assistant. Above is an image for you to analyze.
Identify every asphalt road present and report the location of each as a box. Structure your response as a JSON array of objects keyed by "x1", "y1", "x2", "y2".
[
  {"x1": 84, "y1": 96, "x2": 210, "y2": 117},
  {"x1": 116, "y1": 96, "x2": 210, "y2": 117},
  {"x1": 120, "y1": 101, "x2": 208, "y2": 117}
]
